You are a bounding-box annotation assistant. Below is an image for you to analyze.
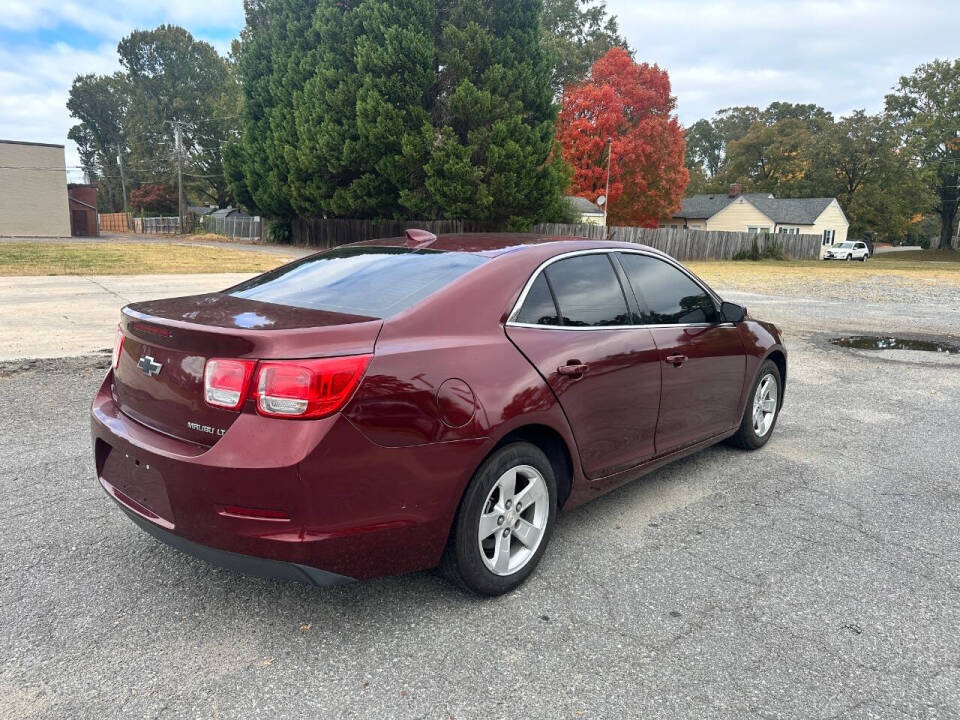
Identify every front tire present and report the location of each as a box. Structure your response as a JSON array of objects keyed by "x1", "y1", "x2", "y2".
[
  {"x1": 442, "y1": 442, "x2": 557, "y2": 596},
  {"x1": 845, "y1": 254, "x2": 852, "y2": 261},
  {"x1": 728, "y1": 360, "x2": 782, "y2": 450}
]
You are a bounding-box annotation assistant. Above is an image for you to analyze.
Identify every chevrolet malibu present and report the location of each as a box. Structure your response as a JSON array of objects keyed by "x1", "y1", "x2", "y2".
[{"x1": 91, "y1": 232, "x2": 786, "y2": 596}]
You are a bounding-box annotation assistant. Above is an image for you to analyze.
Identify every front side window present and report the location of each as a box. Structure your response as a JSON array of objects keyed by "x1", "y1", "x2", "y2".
[
  {"x1": 617, "y1": 253, "x2": 720, "y2": 325},
  {"x1": 229, "y1": 246, "x2": 487, "y2": 318},
  {"x1": 540, "y1": 254, "x2": 630, "y2": 327}
]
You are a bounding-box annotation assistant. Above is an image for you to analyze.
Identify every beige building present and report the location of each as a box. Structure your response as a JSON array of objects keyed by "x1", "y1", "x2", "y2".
[
  {"x1": 664, "y1": 186, "x2": 849, "y2": 255},
  {"x1": 0, "y1": 139, "x2": 71, "y2": 237}
]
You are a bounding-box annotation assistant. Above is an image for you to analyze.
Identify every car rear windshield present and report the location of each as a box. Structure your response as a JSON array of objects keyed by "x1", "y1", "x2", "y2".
[{"x1": 227, "y1": 246, "x2": 487, "y2": 318}]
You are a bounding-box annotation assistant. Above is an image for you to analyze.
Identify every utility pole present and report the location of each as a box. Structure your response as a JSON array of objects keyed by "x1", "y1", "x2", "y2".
[
  {"x1": 116, "y1": 145, "x2": 129, "y2": 217},
  {"x1": 603, "y1": 137, "x2": 613, "y2": 227},
  {"x1": 173, "y1": 119, "x2": 185, "y2": 233}
]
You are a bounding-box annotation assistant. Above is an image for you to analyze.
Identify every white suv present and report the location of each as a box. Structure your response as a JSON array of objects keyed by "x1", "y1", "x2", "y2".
[{"x1": 824, "y1": 241, "x2": 869, "y2": 261}]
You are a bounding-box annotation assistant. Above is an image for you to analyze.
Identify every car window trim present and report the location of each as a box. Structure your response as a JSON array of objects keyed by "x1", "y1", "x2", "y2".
[{"x1": 507, "y1": 248, "x2": 730, "y2": 331}]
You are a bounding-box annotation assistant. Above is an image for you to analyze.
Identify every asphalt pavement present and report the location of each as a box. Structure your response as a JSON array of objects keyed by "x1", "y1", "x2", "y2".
[{"x1": 1, "y1": 287, "x2": 959, "y2": 719}]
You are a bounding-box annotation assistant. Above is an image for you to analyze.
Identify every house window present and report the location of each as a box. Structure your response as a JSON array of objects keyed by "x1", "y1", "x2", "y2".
[
  {"x1": 778, "y1": 226, "x2": 799, "y2": 235},
  {"x1": 746, "y1": 226, "x2": 771, "y2": 235},
  {"x1": 822, "y1": 229, "x2": 835, "y2": 246}
]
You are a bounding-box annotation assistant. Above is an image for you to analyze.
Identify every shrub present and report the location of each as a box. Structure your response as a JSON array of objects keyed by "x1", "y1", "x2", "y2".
[
  {"x1": 732, "y1": 236, "x2": 786, "y2": 261},
  {"x1": 267, "y1": 218, "x2": 291, "y2": 244}
]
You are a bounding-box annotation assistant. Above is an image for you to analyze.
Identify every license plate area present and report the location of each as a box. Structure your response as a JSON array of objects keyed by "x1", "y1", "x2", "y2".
[{"x1": 100, "y1": 444, "x2": 174, "y2": 524}]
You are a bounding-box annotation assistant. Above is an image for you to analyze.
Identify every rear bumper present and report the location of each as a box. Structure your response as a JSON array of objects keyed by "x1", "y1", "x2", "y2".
[
  {"x1": 91, "y1": 371, "x2": 487, "y2": 583},
  {"x1": 114, "y1": 499, "x2": 355, "y2": 586}
]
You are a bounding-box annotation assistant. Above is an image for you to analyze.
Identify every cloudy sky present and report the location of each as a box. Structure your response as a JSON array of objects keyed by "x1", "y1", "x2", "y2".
[{"x1": 0, "y1": 0, "x2": 955, "y2": 182}]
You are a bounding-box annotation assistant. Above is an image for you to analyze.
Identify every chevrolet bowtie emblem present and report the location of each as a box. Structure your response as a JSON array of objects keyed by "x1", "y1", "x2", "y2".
[{"x1": 137, "y1": 355, "x2": 163, "y2": 377}]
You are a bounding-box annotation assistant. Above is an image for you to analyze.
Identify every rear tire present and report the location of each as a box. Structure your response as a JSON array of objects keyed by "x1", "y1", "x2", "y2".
[
  {"x1": 861, "y1": 254, "x2": 868, "y2": 262},
  {"x1": 728, "y1": 360, "x2": 782, "y2": 450},
  {"x1": 442, "y1": 442, "x2": 557, "y2": 596}
]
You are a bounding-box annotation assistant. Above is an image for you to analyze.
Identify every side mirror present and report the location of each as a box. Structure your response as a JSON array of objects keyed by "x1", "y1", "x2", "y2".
[{"x1": 721, "y1": 301, "x2": 746, "y2": 323}]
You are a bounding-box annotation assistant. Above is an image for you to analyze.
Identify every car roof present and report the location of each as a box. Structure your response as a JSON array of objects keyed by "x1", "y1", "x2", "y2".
[{"x1": 350, "y1": 232, "x2": 663, "y2": 258}]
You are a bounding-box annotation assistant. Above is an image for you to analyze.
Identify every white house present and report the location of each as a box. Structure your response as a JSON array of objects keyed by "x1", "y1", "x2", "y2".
[{"x1": 664, "y1": 186, "x2": 850, "y2": 255}]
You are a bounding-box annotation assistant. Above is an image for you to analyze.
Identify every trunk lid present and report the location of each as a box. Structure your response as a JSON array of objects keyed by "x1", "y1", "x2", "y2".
[{"x1": 114, "y1": 293, "x2": 381, "y2": 446}]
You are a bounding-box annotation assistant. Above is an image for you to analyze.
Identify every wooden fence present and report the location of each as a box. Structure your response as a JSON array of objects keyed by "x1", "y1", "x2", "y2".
[
  {"x1": 290, "y1": 218, "x2": 477, "y2": 248},
  {"x1": 531, "y1": 223, "x2": 822, "y2": 260},
  {"x1": 133, "y1": 216, "x2": 183, "y2": 234},
  {"x1": 98, "y1": 212, "x2": 130, "y2": 232}
]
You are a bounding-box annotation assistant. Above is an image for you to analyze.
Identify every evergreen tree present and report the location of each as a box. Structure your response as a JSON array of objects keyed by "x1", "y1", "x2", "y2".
[
  {"x1": 403, "y1": 0, "x2": 567, "y2": 228},
  {"x1": 229, "y1": 0, "x2": 568, "y2": 227},
  {"x1": 290, "y1": 0, "x2": 436, "y2": 218},
  {"x1": 229, "y1": 0, "x2": 321, "y2": 217}
]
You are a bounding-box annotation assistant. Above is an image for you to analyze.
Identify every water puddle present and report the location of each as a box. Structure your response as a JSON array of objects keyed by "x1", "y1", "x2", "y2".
[{"x1": 830, "y1": 335, "x2": 960, "y2": 354}]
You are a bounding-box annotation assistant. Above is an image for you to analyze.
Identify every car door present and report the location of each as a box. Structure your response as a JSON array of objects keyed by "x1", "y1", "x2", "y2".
[
  {"x1": 616, "y1": 252, "x2": 746, "y2": 455},
  {"x1": 506, "y1": 252, "x2": 662, "y2": 479}
]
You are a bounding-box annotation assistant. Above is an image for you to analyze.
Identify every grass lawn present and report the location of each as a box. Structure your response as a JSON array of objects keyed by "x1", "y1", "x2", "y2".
[
  {"x1": 687, "y1": 250, "x2": 960, "y2": 294},
  {"x1": 0, "y1": 242, "x2": 295, "y2": 276}
]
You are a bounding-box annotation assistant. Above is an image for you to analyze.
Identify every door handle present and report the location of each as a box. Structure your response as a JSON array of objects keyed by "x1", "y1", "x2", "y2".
[
  {"x1": 665, "y1": 354, "x2": 688, "y2": 367},
  {"x1": 557, "y1": 362, "x2": 589, "y2": 377}
]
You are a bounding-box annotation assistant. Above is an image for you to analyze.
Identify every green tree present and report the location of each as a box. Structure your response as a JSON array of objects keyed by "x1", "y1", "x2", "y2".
[
  {"x1": 66, "y1": 73, "x2": 128, "y2": 211},
  {"x1": 412, "y1": 0, "x2": 568, "y2": 228},
  {"x1": 230, "y1": 0, "x2": 568, "y2": 227},
  {"x1": 886, "y1": 59, "x2": 960, "y2": 249},
  {"x1": 723, "y1": 118, "x2": 813, "y2": 195},
  {"x1": 288, "y1": 0, "x2": 436, "y2": 218},
  {"x1": 228, "y1": 0, "x2": 321, "y2": 217},
  {"x1": 819, "y1": 110, "x2": 930, "y2": 240},
  {"x1": 67, "y1": 26, "x2": 239, "y2": 212},
  {"x1": 119, "y1": 25, "x2": 237, "y2": 208},
  {"x1": 712, "y1": 106, "x2": 762, "y2": 147},
  {"x1": 684, "y1": 118, "x2": 724, "y2": 178},
  {"x1": 540, "y1": 0, "x2": 628, "y2": 95}
]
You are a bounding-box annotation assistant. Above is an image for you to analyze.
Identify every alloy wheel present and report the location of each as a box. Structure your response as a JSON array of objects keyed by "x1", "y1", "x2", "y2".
[
  {"x1": 477, "y1": 465, "x2": 549, "y2": 576},
  {"x1": 752, "y1": 373, "x2": 778, "y2": 437}
]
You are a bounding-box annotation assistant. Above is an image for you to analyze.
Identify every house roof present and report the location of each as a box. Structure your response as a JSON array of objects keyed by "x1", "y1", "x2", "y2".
[
  {"x1": 0, "y1": 139, "x2": 65, "y2": 149},
  {"x1": 209, "y1": 207, "x2": 253, "y2": 219},
  {"x1": 749, "y1": 196, "x2": 835, "y2": 224},
  {"x1": 565, "y1": 195, "x2": 604, "y2": 215},
  {"x1": 675, "y1": 193, "x2": 837, "y2": 225}
]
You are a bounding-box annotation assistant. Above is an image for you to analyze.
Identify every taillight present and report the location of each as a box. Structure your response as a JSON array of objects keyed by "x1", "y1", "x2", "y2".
[
  {"x1": 112, "y1": 324, "x2": 124, "y2": 369},
  {"x1": 255, "y1": 355, "x2": 371, "y2": 419},
  {"x1": 204, "y1": 358, "x2": 256, "y2": 410}
]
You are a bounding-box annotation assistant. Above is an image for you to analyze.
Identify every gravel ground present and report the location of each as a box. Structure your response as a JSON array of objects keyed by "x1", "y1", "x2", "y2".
[{"x1": 2, "y1": 287, "x2": 959, "y2": 719}]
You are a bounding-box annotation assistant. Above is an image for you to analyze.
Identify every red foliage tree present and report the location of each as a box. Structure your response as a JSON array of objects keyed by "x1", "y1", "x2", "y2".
[
  {"x1": 129, "y1": 183, "x2": 179, "y2": 215},
  {"x1": 556, "y1": 48, "x2": 688, "y2": 227}
]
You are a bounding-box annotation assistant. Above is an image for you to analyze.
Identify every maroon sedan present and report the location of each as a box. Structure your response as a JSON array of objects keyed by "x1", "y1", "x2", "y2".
[{"x1": 91, "y1": 232, "x2": 786, "y2": 595}]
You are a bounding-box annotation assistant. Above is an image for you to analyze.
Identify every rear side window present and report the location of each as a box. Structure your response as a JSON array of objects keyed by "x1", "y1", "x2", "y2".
[
  {"x1": 228, "y1": 246, "x2": 486, "y2": 318},
  {"x1": 617, "y1": 253, "x2": 719, "y2": 325},
  {"x1": 515, "y1": 274, "x2": 561, "y2": 326},
  {"x1": 542, "y1": 254, "x2": 630, "y2": 327}
]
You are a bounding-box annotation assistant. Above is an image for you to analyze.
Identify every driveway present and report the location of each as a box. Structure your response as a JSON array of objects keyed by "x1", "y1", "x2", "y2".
[
  {"x1": 0, "y1": 232, "x2": 314, "y2": 259},
  {"x1": 1, "y1": 279, "x2": 959, "y2": 718},
  {"x1": 0, "y1": 274, "x2": 255, "y2": 361}
]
